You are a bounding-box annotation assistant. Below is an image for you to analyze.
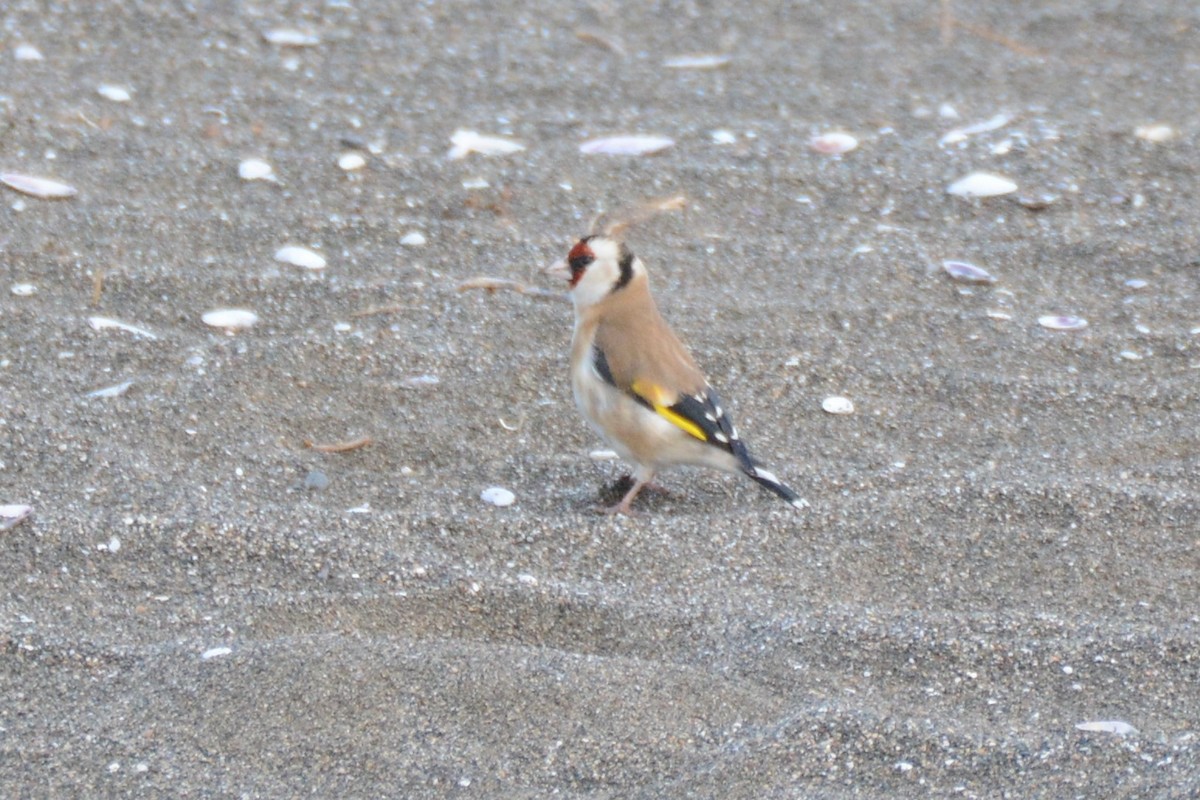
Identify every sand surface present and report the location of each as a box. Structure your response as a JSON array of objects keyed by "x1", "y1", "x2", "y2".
[{"x1": 2, "y1": 1, "x2": 1198, "y2": 796}]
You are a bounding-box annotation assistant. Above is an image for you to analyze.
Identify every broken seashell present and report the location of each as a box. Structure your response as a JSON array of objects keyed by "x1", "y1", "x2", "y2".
[
  {"x1": 1134, "y1": 124, "x2": 1176, "y2": 143},
  {"x1": 663, "y1": 54, "x2": 731, "y2": 69},
  {"x1": 87, "y1": 380, "x2": 135, "y2": 398},
  {"x1": 88, "y1": 316, "x2": 158, "y2": 340},
  {"x1": 337, "y1": 152, "x2": 366, "y2": 171},
  {"x1": 1124, "y1": 278, "x2": 1148, "y2": 290},
  {"x1": 15, "y1": 43, "x2": 44, "y2": 62},
  {"x1": 822, "y1": 396, "x2": 854, "y2": 415},
  {"x1": 238, "y1": 158, "x2": 276, "y2": 182},
  {"x1": 274, "y1": 245, "x2": 326, "y2": 270},
  {"x1": 447, "y1": 129, "x2": 525, "y2": 159},
  {"x1": 480, "y1": 486, "x2": 516, "y2": 507},
  {"x1": 939, "y1": 113, "x2": 1013, "y2": 146},
  {"x1": 579, "y1": 135, "x2": 674, "y2": 156},
  {"x1": 400, "y1": 231, "x2": 426, "y2": 246},
  {"x1": 0, "y1": 173, "x2": 77, "y2": 199},
  {"x1": 1075, "y1": 720, "x2": 1137, "y2": 736},
  {"x1": 11, "y1": 283, "x2": 36, "y2": 296},
  {"x1": 262, "y1": 29, "x2": 320, "y2": 46},
  {"x1": 0, "y1": 504, "x2": 33, "y2": 531},
  {"x1": 201, "y1": 646, "x2": 232, "y2": 660},
  {"x1": 809, "y1": 132, "x2": 858, "y2": 155},
  {"x1": 97, "y1": 84, "x2": 132, "y2": 102},
  {"x1": 947, "y1": 172, "x2": 1018, "y2": 198},
  {"x1": 1038, "y1": 315, "x2": 1088, "y2": 331},
  {"x1": 202, "y1": 309, "x2": 258, "y2": 330},
  {"x1": 710, "y1": 129, "x2": 737, "y2": 145},
  {"x1": 942, "y1": 260, "x2": 997, "y2": 284}
]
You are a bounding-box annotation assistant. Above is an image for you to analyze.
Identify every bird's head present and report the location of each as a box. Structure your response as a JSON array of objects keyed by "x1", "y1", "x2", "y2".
[{"x1": 545, "y1": 235, "x2": 639, "y2": 310}]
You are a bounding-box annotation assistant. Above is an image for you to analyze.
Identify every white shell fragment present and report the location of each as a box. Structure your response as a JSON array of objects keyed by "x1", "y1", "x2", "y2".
[
  {"x1": 947, "y1": 172, "x2": 1018, "y2": 199},
  {"x1": 0, "y1": 504, "x2": 33, "y2": 531},
  {"x1": 589, "y1": 449, "x2": 619, "y2": 460},
  {"x1": 711, "y1": 129, "x2": 737, "y2": 145},
  {"x1": 939, "y1": 113, "x2": 1013, "y2": 146},
  {"x1": 580, "y1": 135, "x2": 675, "y2": 156},
  {"x1": 1134, "y1": 124, "x2": 1176, "y2": 143},
  {"x1": 447, "y1": 129, "x2": 526, "y2": 159},
  {"x1": 201, "y1": 646, "x2": 233, "y2": 660},
  {"x1": 262, "y1": 29, "x2": 320, "y2": 46},
  {"x1": 202, "y1": 309, "x2": 259, "y2": 330},
  {"x1": 1075, "y1": 720, "x2": 1137, "y2": 736},
  {"x1": 822, "y1": 396, "x2": 855, "y2": 415},
  {"x1": 87, "y1": 380, "x2": 135, "y2": 398},
  {"x1": 480, "y1": 486, "x2": 516, "y2": 507},
  {"x1": 97, "y1": 84, "x2": 132, "y2": 102},
  {"x1": 401, "y1": 374, "x2": 440, "y2": 388},
  {"x1": 11, "y1": 283, "x2": 36, "y2": 296},
  {"x1": 400, "y1": 231, "x2": 427, "y2": 246},
  {"x1": 1038, "y1": 315, "x2": 1088, "y2": 331},
  {"x1": 809, "y1": 132, "x2": 858, "y2": 155},
  {"x1": 274, "y1": 245, "x2": 326, "y2": 270},
  {"x1": 15, "y1": 43, "x2": 45, "y2": 62},
  {"x1": 1124, "y1": 278, "x2": 1148, "y2": 290},
  {"x1": 337, "y1": 152, "x2": 366, "y2": 171},
  {"x1": 662, "y1": 53, "x2": 731, "y2": 69},
  {"x1": 88, "y1": 316, "x2": 158, "y2": 340},
  {"x1": 942, "y1": 260, "x2": 998, "y2": 284},
  {"x1": 1, "y1": 173, "x2": 77, "y2": 199},
  {"x1": 238, "y1": 158, "x2": 276, "y2": 182}
]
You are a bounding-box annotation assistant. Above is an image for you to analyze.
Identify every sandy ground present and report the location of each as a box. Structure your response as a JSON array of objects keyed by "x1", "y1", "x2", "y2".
[{"x1": 2, "y1": 1, "x2": 1199, "y2": 797}]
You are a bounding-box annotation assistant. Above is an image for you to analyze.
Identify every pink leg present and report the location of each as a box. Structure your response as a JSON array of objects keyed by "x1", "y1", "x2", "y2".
[{"x1": 598, "y1": 468, "x2": 655, "y2": 516}]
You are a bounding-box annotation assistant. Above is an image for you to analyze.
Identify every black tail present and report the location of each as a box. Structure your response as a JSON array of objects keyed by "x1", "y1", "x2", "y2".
[{"x1": 743, "y1": 464, "x2": 807, "y2": 510}]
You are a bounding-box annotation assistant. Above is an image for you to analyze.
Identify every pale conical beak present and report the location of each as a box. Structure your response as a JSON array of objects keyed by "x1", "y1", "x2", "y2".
[{"x1": 543, "y1": 258, "x2": 570, "y2": 281}]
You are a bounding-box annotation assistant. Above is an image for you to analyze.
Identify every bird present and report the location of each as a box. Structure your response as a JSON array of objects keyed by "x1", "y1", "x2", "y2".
[{"x1": 545, "y1": 234, "x2": 806, "y2": 515}]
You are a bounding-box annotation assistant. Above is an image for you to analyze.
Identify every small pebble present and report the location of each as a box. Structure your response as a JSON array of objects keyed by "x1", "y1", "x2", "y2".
[
  {"x1": 305, "y1": 470, "x2": 330, "y2": 490},
  {"x1": 337, "y1": 152, "x2": 366, "y2": 171},
  {"x1": 809, "y1": 132, "x2": 858, "y2": 155},
  {"x1": 238, "y1": 158, "x2": 276, "y2": 182},
  {"x1": 480, "y1": 486, "x2": 515, "y2": 507}
]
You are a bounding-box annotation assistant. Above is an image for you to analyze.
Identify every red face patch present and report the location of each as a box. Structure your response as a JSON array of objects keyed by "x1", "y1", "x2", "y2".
[{"x1": 566, "y1": 239, "x2": 595, "y2": 287}]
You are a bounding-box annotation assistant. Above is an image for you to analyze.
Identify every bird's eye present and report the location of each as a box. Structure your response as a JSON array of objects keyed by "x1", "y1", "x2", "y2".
[
  {"x1": 567, "y1": 239, "x2": 595, "y2": 282},
  {"x1": 568, "y1": 252, "x2": 594, "y2": 276}
]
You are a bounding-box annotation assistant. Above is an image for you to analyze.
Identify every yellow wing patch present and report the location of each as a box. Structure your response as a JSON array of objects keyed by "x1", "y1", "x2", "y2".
[{"x1": 630, "y1": 379, "x2": 707, "y2": 442}]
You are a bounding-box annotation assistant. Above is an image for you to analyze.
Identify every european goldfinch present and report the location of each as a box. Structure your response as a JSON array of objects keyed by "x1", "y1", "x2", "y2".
[{"x1": 546, "y1": 234, "x2": 805, "y2": 515}]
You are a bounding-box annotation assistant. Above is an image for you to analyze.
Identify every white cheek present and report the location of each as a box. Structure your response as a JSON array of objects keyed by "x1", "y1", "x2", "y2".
[{"x1": 570, "y1": 262, "x2": 618, "y2": 309}]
